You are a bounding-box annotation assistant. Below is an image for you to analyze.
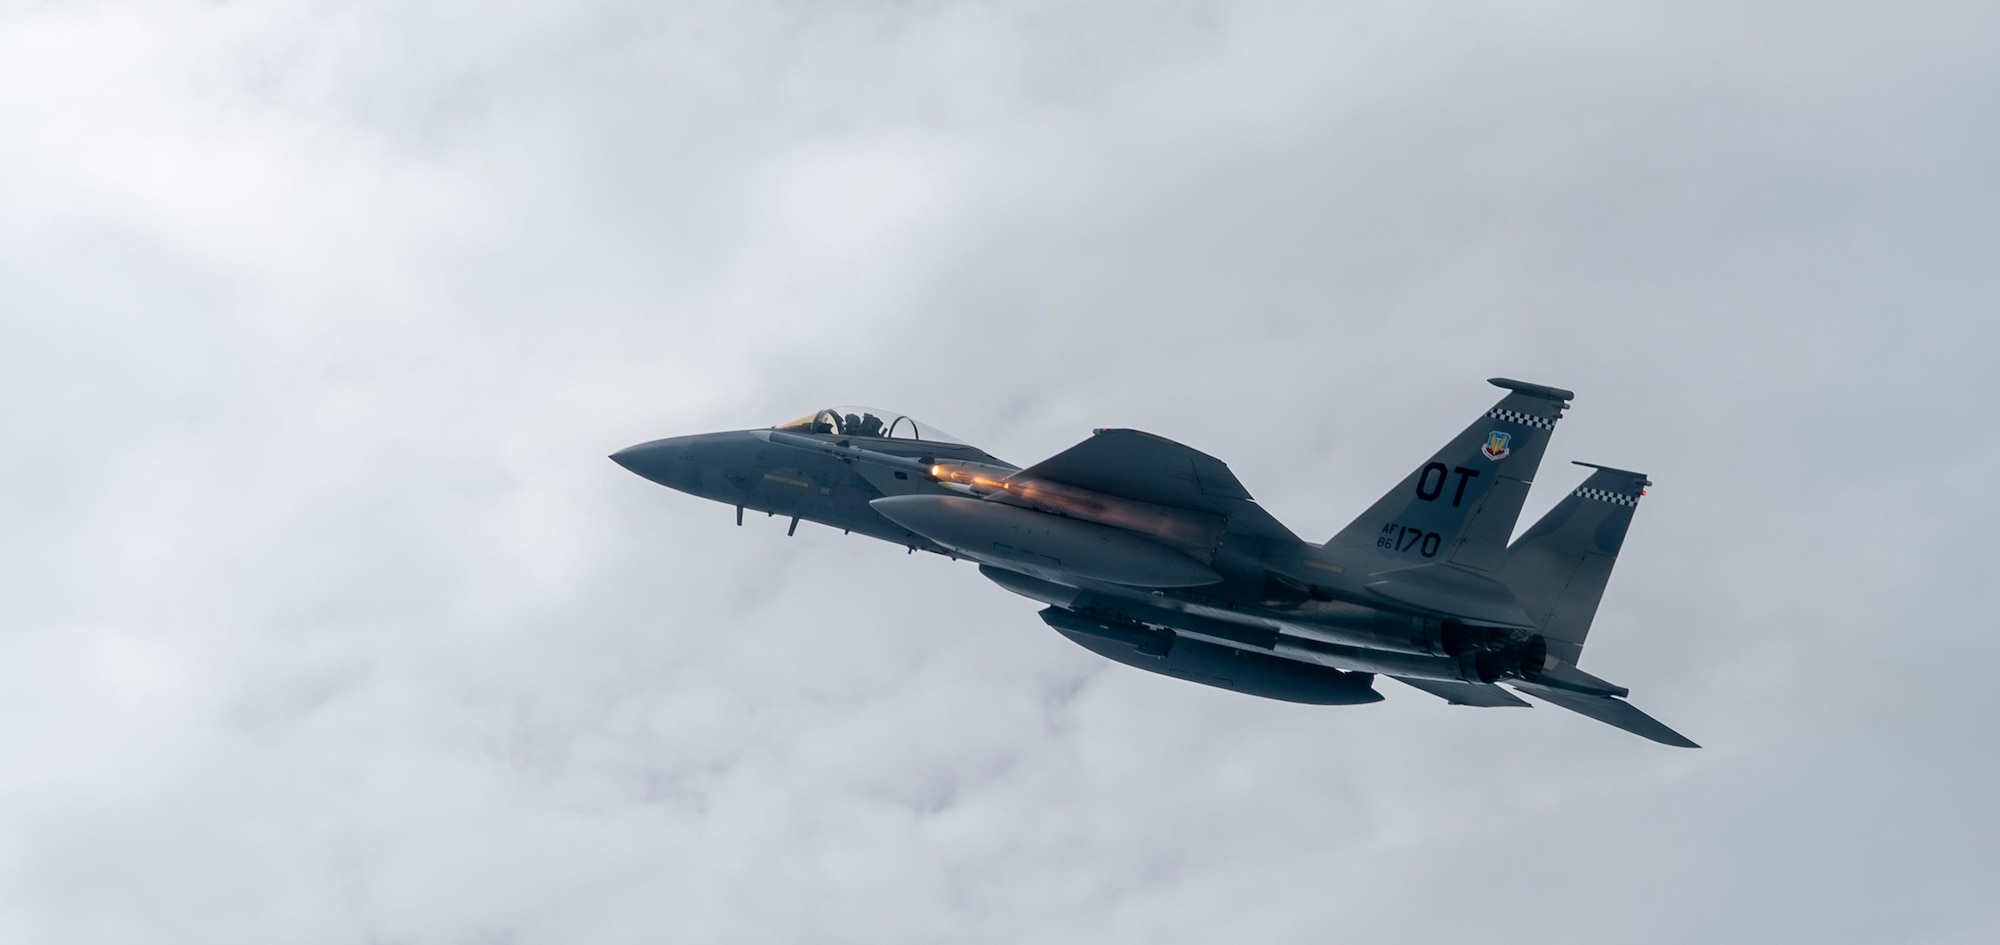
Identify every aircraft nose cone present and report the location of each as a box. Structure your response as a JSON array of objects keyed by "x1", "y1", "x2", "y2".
[
  {"x1": 608, "y1": 442, "x2": 653, "y2": 473},
  {"x1": 612, "y1": 431, "x2": 762, "y2": 493},
  {"x1": 609, "y1": 437, "x2": 692, "y2": 488}
]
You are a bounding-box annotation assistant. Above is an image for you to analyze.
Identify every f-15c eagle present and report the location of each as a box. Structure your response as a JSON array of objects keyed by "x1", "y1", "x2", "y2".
[{"x1": 611, "y1": 379, "x2": 1695, "y2": 747}]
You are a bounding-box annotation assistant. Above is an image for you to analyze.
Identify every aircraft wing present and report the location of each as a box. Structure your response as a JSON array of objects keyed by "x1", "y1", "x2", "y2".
[
  {"x1": 1011, "y1": 429, "x2": 1299, "y2": 541},
  {"x1": 1392, "y1": 676, "x2": 1531, "y2": 707}
]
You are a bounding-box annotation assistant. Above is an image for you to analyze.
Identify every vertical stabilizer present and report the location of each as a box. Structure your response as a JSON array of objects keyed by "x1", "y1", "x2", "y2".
[
  {"x1": 1326, "y1": 378, "x2": 1572, "y2": 574},
  {"x1": 1499, "y1": 463, "x2": 1649, "y2": 664}
]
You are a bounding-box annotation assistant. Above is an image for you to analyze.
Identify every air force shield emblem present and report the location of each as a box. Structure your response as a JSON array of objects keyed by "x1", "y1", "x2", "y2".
[{"x1": 1482, "y1": 430, "x2": 1512, "y2": 461}]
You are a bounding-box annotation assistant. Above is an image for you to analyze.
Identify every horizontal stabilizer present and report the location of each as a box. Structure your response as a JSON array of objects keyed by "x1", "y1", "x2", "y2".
[
  {"x1": 1529, "y1": 662, "x2": 1629, "y2": 698},
  {"x1": 1512, "y1": 683, "x2": 1699, "y2": 748},
  {"x1": 1394, "y1": 676, "x2": 1530, "y2": 707}
]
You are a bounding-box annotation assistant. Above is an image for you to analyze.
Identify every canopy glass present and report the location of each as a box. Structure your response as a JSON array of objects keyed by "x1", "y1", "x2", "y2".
[{"x1": 773, "y1": 406, "x2": 968, "y2": 445}]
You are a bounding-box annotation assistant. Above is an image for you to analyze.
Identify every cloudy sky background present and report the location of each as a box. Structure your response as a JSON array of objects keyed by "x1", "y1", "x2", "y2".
[{"x1": 2, "y1": 1, "x2": 1996, "y2": 942}]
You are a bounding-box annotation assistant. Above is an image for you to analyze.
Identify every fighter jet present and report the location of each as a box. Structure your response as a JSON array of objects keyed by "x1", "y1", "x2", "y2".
[{"x1": 610, "y1": 379, "x2": 1696, "y2": 747}]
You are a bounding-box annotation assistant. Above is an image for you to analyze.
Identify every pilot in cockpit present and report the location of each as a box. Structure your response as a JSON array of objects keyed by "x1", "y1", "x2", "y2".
[{"x1": 780, "y1": 407, "x2": 927, "y2": 441}]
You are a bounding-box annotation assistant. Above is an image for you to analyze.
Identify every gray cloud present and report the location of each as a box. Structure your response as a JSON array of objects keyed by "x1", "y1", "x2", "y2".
[{"x1": 0, "y1": 1, "x2": 1995, "y2": 943}]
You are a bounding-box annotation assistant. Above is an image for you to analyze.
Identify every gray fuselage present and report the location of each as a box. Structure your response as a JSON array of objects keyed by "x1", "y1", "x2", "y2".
[{"x1": 611, "y1": 428, "x2": 1481, "y2": 702}]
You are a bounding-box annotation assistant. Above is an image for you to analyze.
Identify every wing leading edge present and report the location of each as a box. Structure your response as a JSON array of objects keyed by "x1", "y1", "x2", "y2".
[{"x1": 1010, "y1": 428, "x2": 1299, "y2": 542}]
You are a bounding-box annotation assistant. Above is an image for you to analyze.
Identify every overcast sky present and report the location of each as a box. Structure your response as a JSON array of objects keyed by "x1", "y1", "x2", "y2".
[{"x1": 2, "y1": 1, "x2": 1996, "y2": 942}]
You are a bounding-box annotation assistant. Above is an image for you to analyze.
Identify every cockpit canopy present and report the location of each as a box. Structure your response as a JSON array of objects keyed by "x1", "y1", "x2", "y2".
[{"x1": 774, "y1": 406, "x2": 967, "y2": 445}]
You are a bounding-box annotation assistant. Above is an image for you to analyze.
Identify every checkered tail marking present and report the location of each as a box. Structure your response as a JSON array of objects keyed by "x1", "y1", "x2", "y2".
[
  {"x1": 1487, "y1": 408, "x2": 1556, "y2": 430},
  {"x1": 1575, "y1": 486, "x2": 1640, "y2": 507}
]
